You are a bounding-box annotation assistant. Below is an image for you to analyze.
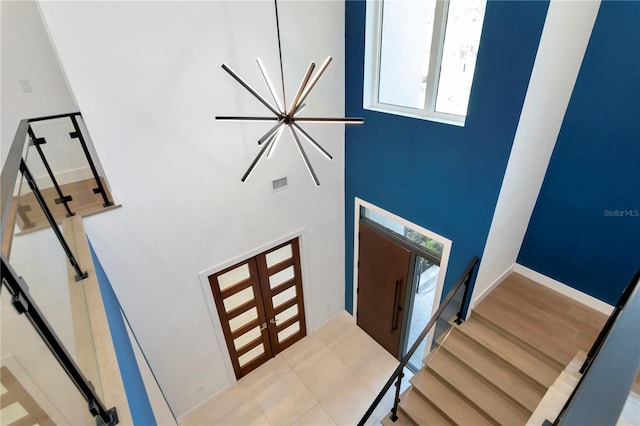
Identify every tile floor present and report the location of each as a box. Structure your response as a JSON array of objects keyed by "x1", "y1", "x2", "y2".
[{"x1": 180, "y1": 311, "x2": 413, "y2": 426}]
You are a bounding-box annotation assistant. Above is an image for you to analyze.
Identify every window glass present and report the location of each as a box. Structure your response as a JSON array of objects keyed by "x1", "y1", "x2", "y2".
[
  {"x1": 435, "y1": 0, "x2": 487, "y2": 116},
  {"x1": 378, "y1": 0, "x2": 436, "y2": 109},
  {"x1": 365, "y1": 0, "x2": 487, "y2": 124}
]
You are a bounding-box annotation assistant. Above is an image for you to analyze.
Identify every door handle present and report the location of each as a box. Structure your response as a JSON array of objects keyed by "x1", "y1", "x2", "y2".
[
  {"x1": 391, "y1": 279, "x2": 401, "y2": 332},
  {"x1": 270, "y1": 318, "x2": 277, "y2": 324},
  {"x1": 260, "y1": 322, "x2": 267, "y2": 331}
]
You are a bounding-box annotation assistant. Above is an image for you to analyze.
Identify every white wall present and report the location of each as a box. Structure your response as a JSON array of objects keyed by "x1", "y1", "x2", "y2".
[
  {"x1": 470, "y1": 0, "x2": 601, "y2": 307},
  {"x1": 38, "y1": 1, "x2": 346, "y2": 417},
  {"x1": 0, "y1": 0, "x2": 77, "y2": 167}
]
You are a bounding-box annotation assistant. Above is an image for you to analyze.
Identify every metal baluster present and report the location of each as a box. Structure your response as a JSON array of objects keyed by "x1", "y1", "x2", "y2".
[
  {"x1": 390, "y1": 370, "x2": 404, "y2": 422},
  {"x1": 20, "y1": 160, "x2": 88, "y2": 281},
  {"x1": 68, "y1": 114, "x2": 113, "y2": 208},
  {"x1": 28, "y1": 125, "x2": 75, "y2": 217}
]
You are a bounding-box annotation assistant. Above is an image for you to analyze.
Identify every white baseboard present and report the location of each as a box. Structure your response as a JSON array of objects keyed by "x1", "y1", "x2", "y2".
[
  {"x1": 470, "y1": 264, "x2": 516, "y2": 311},
  {"x1": 514, "y1": 264, "x2": 614, "y2": 315},
  {"x1": 176, "y1": 384, "x2": 231, "y2": 423}
]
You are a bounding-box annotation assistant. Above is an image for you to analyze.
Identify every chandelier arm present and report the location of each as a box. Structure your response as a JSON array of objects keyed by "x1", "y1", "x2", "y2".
[
  {"x1": 267, "y1": 125, "x2": 285, "y2": 159},
  {"x1": 291, "y1": 122, "x2": 333, "y2": 161},
  {"x1": 258, "y1": 120, "x2": 286, "y2": 145},
  {"x1": 294, "y1": 117, "x2": 364, "y2": 124},
  {"x1": 288, "y1": 62, "x2": 316, "y2": 115},
  {"x1": 289, "y1": 126, "x2": 320, "y2": 186},
  {"x1": 257, "y1": 58, "x2": 284, "y2": 113},
  {"x1": 215, "y1": 116, "x2": 279, "y2": 122},
  {"x1": 222, "y1": 64, "x2": 281, "y2": 116},
  {"x1": 294, "y1": 56, "x2": 333, "y2": 111},
  {"x1": 241, "y1": 134, "x2": 276, "y2": 182}
]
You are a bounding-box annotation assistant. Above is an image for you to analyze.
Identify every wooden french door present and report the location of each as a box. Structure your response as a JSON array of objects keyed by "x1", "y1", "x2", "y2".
[
  {"x1": 357, "y1": 223, "x2": 411, "y2": 357},
  {"x1": 208, "y1": 238, "x2": 306, "y2": 379}
]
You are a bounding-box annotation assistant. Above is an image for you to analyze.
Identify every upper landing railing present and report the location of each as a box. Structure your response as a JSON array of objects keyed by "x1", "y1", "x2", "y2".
[
  {"x1": 549, "y1": 268, "x2": 640, "y2": 425},
  {"x1": 1, "y1": 112, "x2": 119, "y2": 425}
]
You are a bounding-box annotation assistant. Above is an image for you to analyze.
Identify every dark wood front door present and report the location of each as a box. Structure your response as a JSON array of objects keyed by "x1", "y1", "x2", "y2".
[
  {"x1": 357, "y1": 223, "x2": 411, "y2": 357},
  {"x1": 208, "y1": 238, "x2": 306, "y2": 379}
]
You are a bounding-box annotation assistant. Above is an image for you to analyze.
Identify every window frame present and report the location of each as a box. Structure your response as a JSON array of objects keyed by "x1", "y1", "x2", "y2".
[{"x1": 363, "y1": 0, "x2": 469, "y2": 126}]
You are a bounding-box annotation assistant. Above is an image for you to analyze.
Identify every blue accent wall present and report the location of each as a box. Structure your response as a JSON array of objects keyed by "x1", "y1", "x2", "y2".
[
  {"x1": 345, "y1": 0, "x2": 549, "y2": 311},
  {"x1": 89, "y1": 240, "x2": 157, "y2": 425},
  {"x1": 518, "y1": 1, "x2": 640, "y2": 305}
]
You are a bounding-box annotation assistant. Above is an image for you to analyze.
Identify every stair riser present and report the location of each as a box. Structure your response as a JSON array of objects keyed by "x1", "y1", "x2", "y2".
[
  {"x1": 454, "y1": 326, "x2": 550, "y2": 394},
  {"x1": 440, "y1": 344, "x2": 539, "y2": 414},
  {"x1": 473, "y1": 309, "x2": 565, "y2": 371},
  {"x1": 427, "y1": 364, "x2": 529, "y2": 425}
]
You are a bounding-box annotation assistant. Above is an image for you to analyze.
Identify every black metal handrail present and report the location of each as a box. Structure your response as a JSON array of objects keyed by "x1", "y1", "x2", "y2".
[
  {"x1": 26, "y1": 112, "x2": 113, "y2": 208},
  {"x1": 1, "y1": 113, "x2": 118, "y2": 425},
  {"x1": 1, "y1": 256, "x2": 118, "y2": 425},
  {"x1": 579, "y1": 268, "x2": 640, "y2": 374},
  {"x1": 358, "y1": 256, "x2": 479, "y2": 426},
  {"x1": 551, "y1": 268, "x2": 640, "y2": 425}
]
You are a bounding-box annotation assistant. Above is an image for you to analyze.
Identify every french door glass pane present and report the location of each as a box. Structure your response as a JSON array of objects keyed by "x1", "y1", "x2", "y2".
[
  {"x1": 238, "y1": 345, "x2": 264, "y2": 367},
  {"x1": 217, "y1": 263, "x2": 250, "y2": 291},
  {"x1": 435, "y1": 0, "x2": 486, "y2": 116},
  {"x1": 272, "y1": 286, "x2": 296, "y2": 309},
  {"x1": 269, "y1": 266, "x2": 295, "y2": 289},
  {"x1": 223, "y1": 286, "x2": 254, "y2": 312},
  {"x1": 229, "y1": 307, "x2": 258, "y2": 332},
  {"x1": 265, "y1": 244, "x2": 292, "y2": 268},
  {"x1": 378, "y1": 0, "x2": 436, "y2": 109}
]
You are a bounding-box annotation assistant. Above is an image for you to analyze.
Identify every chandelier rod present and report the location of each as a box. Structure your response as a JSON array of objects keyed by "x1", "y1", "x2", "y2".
[{"x1": 274, "y1": 0, "x2": 287, "y2": 112}]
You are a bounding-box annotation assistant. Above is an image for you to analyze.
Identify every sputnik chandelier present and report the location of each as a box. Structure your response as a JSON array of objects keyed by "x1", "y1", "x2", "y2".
[{"x1": 215, "y1": 0, "x2": 363, "y2": 186}]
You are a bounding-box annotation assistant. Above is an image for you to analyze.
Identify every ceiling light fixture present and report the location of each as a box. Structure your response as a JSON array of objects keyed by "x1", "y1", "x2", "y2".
[{"x1": 216, "y1": 0, "x2": 364, "y2": 186}]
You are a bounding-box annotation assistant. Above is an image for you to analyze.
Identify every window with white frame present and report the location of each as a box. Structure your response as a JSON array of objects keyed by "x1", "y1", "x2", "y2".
[{"x1": 364, "y1": 0, "x2": 487, "y2": 125}]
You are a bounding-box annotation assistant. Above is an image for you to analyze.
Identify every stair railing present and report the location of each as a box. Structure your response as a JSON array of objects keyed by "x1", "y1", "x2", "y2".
[
  {"x1": 548, "y1": 267, "x2": 640, "y2": 425},
  {"x1": 1, "y1": 114, "x2": 118, "y2": 425},
  {"x1": 358, "y1": 256, "x2": 480, "y2": 426}
]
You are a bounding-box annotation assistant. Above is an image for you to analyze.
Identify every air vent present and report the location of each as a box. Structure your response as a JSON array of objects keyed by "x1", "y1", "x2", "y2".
[{"x1": 272, "y1": 177, "x2": 288, "y2": 192}]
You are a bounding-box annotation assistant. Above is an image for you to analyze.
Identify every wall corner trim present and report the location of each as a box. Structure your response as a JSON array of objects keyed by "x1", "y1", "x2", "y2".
[
  {"x1": 513, "y1": 264, "x2": 614, "y2": 315},
  {"x1": 469, "y1": 263, "x2": 515, "y2": 311}
]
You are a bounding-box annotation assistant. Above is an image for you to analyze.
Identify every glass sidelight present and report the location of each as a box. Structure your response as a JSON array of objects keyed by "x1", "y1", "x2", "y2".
[{"x1": 208, "y1": 238, "x2": 306, "y2": 379}]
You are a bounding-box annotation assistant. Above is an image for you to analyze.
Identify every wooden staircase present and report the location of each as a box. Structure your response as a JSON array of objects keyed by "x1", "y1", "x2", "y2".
[{"x1": 385, "y1": 272, "x2": 608, "y2": 425}]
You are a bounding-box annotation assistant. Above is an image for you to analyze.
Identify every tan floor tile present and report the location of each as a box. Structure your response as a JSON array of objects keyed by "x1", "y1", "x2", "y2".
[
  {"x1": 280, "y1": 335, "x2": 326, "y2": 370},
  {"x1": 356, "y1": 349, "x2": 400, "y2": 393},
  {"x1": 215, "y1": 398, "x2": 270, "y2": 425},
  {"x1": 237, "y1": 355, "x2": 293, "y2": 394},
  {"x1": 314, "y1": 311, "x2": 355, "y2": 344},
  {"x1": 293, "y1": 403, "x2": 336, "y2": 426},
  {"x1": 327, "y1": 326, "x2": 386, "y2": 373},
  {"x1": 181, "y1": 383, "x2": 253, "y2": 425},
  {"x1": 294, "y1": 346, "x2": 353, "y2": 400},
  {"x1": 254, "y1": 371, "x2": 318, "y2": 425},
  {"x1": 321, "y1": 375, "x2": 375, "y2": 426}
]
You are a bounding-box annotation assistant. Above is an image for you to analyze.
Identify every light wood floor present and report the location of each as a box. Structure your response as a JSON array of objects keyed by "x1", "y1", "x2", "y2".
[
  {"x1": 388, "y1": 272, "x2": 608, "y2": 425},
  {"x1": 3, "y1": 177, "x2": 119, "y2": 256}
]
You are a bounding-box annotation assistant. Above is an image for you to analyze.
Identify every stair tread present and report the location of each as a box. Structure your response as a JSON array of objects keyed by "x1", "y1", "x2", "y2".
[
  {"x1": 441, "y1": 330, "x2": 544, "y2": 412},
  {"x1": 503, "y1": 273, "x2": 608, "y2": 334},
  {"x1": 489, "y1": 286, "x2": 600, "y2": 352},
  {"x1": 427, "y1": 350, "x2": 531, "y2": 425},
  {"x1": 457, "y1": 318, "x2": 560, "y2": 388},
  {"x1": 398, "y1": 388, "x2": 451, "y2": 426},
  {"x1": 473, "y1": 299, "x2": 570, "y2": 368},
  {"x1": 410, "y1": 369, "x2": 495, "y2": 425}
]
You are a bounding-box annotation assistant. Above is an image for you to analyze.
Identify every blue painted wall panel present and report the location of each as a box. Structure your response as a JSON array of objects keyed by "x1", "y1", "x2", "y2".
[
  {"x1": 89, "y1": 240, "x2": 157, "y2": 426},
  {"x1": 518, "y1": 1, "x2": 640, "y2": 305},
  {"x1": 345, "y1": 0, "x2": 549, "y2": 311}
]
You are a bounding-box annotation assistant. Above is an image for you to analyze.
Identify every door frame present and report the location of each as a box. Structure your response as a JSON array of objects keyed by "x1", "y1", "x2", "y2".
[
  {"x1": 198, "y1": 228, "x2": 311, "y2": 386},
  {"x1": 352, "y1": 198, "x2": 452, "y2": 361}
]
